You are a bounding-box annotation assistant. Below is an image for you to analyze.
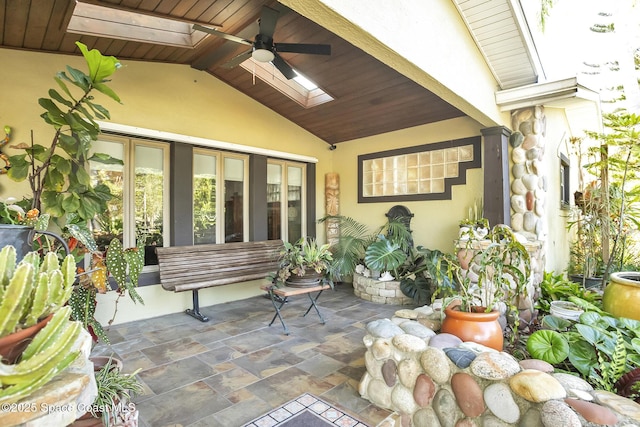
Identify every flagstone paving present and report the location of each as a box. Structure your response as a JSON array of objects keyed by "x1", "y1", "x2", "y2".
[{"x1": 91, "y1": 283, "x2": 406, "y2": 426}]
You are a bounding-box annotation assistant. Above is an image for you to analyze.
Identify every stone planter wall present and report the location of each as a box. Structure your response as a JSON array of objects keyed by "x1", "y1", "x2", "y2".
[
  {"x1": 353, "y1": 273, "x2": 414, "y2": 305},
  {"x1": 360, "y1": 308, "x2": 640, "y2": 426}
]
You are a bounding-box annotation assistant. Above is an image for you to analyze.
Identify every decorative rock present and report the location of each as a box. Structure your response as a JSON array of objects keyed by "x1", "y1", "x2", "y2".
[
  {"x1": 444, "y1": 348, "x2": 476, "y2": 369},
  {"x1": 593, "y1": 390, "x2": 640, "y2": 422},
  {"x1": 451, "y1": 373, "x2": 485, "y2": 417},
  {"x1": 511, "y1": 178, "x2": 527, "y2": 195},
  {"x1": 526, "y1": 148, "x2": 539, "y2": 160},
  {"x1": 414, "y1": 374, "x2": 436, "y2": 407},
  {"x1": 395, "y1": 309, "x2": 419, "y2": 319},
  {"x1": 390, "y1": 316, "x2": 409, "y2": 325},
  {"x1": 420, "y1": 347, "x2": 451, "y2": 384},
  {"x1": 553, "y1": 372, "x2": 593, "y2": 392},
  {"x1": 568, "y1": 388, "x2": 593, "y2": 401},
  {"x1": 526, "y1": 191, "x2": 535, "y2": 211},
  {"x1": 413, "y1": 407, "x2": 442, "y2": 427},
  {"x1": 519, "y1": 359, "x2": 554, "y2": 373},
  {"x1": 365, "y1": 351, "x2": 380, "y2": 377},
  {"x1": 540, "y1": 400, "x2": 581, "y2": 427},
  {"x1": 367, "y1": 319, "x2": 404, "y2": 338},
  {"x1": 455, "y1": 418, "x2": 480, "y2": 427},
  {"x1": 523, "y1": 212, "x2": 536, "y2": 232},
  {"x1": 372, "y1": 339, "x2": 393, "y2": 360},
  {"x1": 519, "y1": 119, "x2": 533, "y2": 134},
  {"x1": 459, "y1": 341, "x2": 498, "y2": 354},
  {"x1": 509, "y1": 131, "x2": 524, "y2": 148},
  {"x1": 429, "y1": 333, "x2": 462, "y2": 350},
  {"x1": 470, "y1": 352, "x2": 521, "y2": 380},
  {"x1": 513, "y1": 162, "x2": 526, "y2": 178},
  {"x1": 363, "y1": 334, "x2": 374, "y2": 347},
  {"x1": 519, "y1": 408, "x2": 543, "y2": 427},
  {"x1": 481, "y1": 415, "x2": 512, "y2": 427},
  {"x1": 511, "y1": 195, "x2": 526, "y2": 213},
  {"x1": 367, "y1": 378, "x2": 392, "y2": 408},
  {"x1": 382, "y1": 359, "x2": 397, "y2": 387},
  {"x1": 512, "y1": 147, "x2": 526, "y2": 164},
  {"x1": 510, "y1": 370, "x2": 566, "y2": 402},
  {"x1": 565, "y1": 397, "x2": 618, "y2": 425},
  {"x1": 511, "y1": 212, "x2": 524, "y2": 231},
  {"x1": 531, "y1": 159, "x2": 541, "y2": 174},
  {"x1": 484, "y1": 383, "x2": 520, "y2": 423},
  {"x1": 523, "y1": 174, "x2": 538, "y2": 191},
  {"x1": 433, "y1": 388, "x2": 461, "y2": 427},
  {"x1": 535, "y1": 200, "x2": 545, "y2": 217},
  {"x1": 397, "y1": 359, "x2": 421, "y2": 388},
  {"x1": 418, "y1": 318, "x2": 441, "y2": 331},
  {"x1": 414, "y1": 305, "x2": 435, "y2": 317},
  {"x1": 522, "y1": 134, "x2": 538, "y2": 150},
  {"x1": 359, "y1": 372, "x2": 371, "y2": 396},
  {"x1": 392, "y1": 334, "x2": 428, "y2": 353},
  {"x1": 400, "y1": 321, "x2": 436, "y2": 339},
  {"x1": 391, "y1": 384, "x2": 418, "y2": 415}
]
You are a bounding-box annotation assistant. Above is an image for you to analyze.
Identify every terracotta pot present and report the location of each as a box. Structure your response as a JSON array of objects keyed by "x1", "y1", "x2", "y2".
[
  {"x1": 0, "y1": 314, "x2": 53, "y2": 364},
  {"x1": 441, "y1": 305, "x2": 504, "y2": 351},
  {"x1": 603, "y1": 272, "x2": 640, "y2": 321}
]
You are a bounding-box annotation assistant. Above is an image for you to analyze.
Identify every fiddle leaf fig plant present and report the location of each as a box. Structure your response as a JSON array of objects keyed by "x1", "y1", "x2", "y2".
[{"x1": 6, "y1": 41, "x2": 123, "y2": 224}]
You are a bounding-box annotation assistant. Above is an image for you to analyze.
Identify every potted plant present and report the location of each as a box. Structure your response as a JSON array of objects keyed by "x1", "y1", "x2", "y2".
[
  {"x1": 81, "y1": 356, "x2": 143, "y2": 427},
  {"x1": 0, "y1": 245, "x2": 83, "y2": 405},
  {"x1": 437, "y1": 224, "x2": 532, "y2": 350},
  {"x1": 271, "y1": 237, "x2": 334, "y2": 288},
  {"x1": 1, "y1": 42, "x2": 146, "y2": 343}
]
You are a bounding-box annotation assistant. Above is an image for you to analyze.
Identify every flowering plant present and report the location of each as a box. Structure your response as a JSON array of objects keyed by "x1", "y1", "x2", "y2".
[{"x1": 0, "y1": 197, "x2": 39, "y2": 225}]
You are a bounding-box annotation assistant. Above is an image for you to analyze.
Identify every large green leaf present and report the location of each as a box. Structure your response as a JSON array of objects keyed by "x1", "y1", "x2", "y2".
[
  {"x1": 364, "y1": 235, "x2": 407, "y2": 273},
  {"x1": 541, "y1": 314, "x2": 572, "y2": 331},
  {"x1": 48, "y1": 89, "x2": 74, "y2": 108},
  {"x1": 66, "y1": 223, "x2": 98, "y2": 252},
  {"x1": 76, "y1": 41, "x2": 120, "y2": 85},
  {"x1": 106, "y1": 239, "x2": 127, "y2": 288},
  {"x1": 568, "y1": 340, "x2": 598, "y2": 377},
  {"x1": 527, "y1": 329, "x2": 570, "y2": 364},
  {"x1": 6, "y1": 154, "x2": 28, "y2": 181}
]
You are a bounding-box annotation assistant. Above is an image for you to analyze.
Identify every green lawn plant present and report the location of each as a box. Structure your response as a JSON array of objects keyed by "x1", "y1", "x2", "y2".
[{"x1": 536, "y1": 271, "x2": 602, "y2": 314}]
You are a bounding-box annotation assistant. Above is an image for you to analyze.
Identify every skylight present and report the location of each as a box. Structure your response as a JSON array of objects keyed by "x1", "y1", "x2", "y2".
[
  {"x1": 240, "y1": 59, "x2": 333, "y2": 108},
  {"x1": 68, "y1": 2, "x2": 206, "y2": 48}
]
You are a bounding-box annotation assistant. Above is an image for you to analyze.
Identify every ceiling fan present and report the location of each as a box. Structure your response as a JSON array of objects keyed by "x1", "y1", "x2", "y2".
[{"x1": 193, "y1": 6, "x2": 331, "y2": 80}]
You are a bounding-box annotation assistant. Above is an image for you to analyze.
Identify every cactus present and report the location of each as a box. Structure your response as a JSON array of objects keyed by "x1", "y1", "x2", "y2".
[{"x1": 0, "y1": 246, "x2": 82, "y2": 404}]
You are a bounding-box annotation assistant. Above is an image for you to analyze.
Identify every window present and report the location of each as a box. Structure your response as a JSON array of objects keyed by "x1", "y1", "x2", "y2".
[
  {"x1": 560, "y1": 153, "x2": 571, "y2": 209},
  {"x1": 89, "y1": 136, "x2": 169, "y2": 266},
  {"x1": 193, "y1": 150, "x2": 248, "y2": 244},
  {"x1": 267, "y1": 161, "x2": 306, "y2": 243}
]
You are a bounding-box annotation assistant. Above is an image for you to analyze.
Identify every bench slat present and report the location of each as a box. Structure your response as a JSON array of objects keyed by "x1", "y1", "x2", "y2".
[{"x1": 156, "y1": 240, "x2": 283, "y2": 292}]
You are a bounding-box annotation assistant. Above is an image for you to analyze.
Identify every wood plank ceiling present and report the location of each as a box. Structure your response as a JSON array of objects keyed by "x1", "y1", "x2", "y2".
[{"x1": 0, "y1": 0, "x2": 466, "y2": 145}]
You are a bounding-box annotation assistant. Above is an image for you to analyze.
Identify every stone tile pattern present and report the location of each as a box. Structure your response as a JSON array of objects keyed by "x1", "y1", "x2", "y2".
[
  {"x1": 352, "y1": 273, "x2": 414, "y2": 305},
  {"x1": 243, "y1": 392, "x2": 368, "y2": 427},
  {"x1": 90, "y1": 284, "x2": 399, "y2": 426},
  {"x1": 360, "y1": 307, "x2": 640, "y2": 426}
]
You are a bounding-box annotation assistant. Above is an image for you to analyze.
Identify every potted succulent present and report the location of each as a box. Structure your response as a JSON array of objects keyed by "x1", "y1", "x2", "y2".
[
  {"x1": 271, "y1": 237, "x2": 334, "y2": 288},
  {"x1": 438, "y1": 224, "x2": 532, "y2": 350},
  {"x1": 0, "y1": 245, "x2": 82, "y2": 405}
]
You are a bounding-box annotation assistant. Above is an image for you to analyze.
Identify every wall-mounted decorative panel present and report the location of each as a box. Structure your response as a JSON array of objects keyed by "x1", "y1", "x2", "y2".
[{"x1": 358, "y1": 136, "x2": 481, "y2": 203}]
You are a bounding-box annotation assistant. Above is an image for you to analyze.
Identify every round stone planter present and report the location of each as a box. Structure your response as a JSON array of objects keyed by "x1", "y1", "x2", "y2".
[
  {"x1": 603, "y1": 271, "x2": 640, "y2": 321},
  {"x1": 441, "y1": 305, "x2": 504, "y2": 351}
]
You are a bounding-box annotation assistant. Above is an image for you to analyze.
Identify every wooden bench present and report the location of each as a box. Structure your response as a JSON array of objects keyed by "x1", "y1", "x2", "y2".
[{"x1": 156, "y1": 240, "x2": 284, "y2": 322}]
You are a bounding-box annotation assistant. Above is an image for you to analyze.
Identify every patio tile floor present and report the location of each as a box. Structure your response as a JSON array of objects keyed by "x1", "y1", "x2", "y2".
[{"x1": 91, "y1": 282, "x2": 407, "y2": 426}]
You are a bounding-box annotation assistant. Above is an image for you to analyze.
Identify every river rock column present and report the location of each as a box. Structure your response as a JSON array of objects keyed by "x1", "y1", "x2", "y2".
[{"x1": 509, "y1": 106, "x2": 547, "y2": 290}]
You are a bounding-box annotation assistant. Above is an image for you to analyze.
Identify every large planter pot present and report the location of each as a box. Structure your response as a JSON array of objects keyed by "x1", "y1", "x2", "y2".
[
  {"x1": 569, "y1": 274, "x2": 603, "y2": 290},
  {"x1": 286, "y1": 271, "x2": 324, "y2": 288},
  {"x1": 441, "y1": 305, "x2": 504, "y2": 351},
  {"x1": 0, "y1": 224, "x2": 70, "y2": 262},
  {"x1": 0, "y1": 313, "x2": 53, "y2": 364},
  {"x1": 603, "y1": 272, "x2": 640, "y2": 321}
]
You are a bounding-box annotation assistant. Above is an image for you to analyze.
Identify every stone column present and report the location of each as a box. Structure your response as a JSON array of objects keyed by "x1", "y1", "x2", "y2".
[{"x1": 325, "y1": 173, "x2": 340, "y2": 245}]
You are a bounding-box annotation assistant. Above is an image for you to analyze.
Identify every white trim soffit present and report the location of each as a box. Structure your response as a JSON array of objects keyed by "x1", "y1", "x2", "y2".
[{"x1": 495, "y1": 77, "x2": 601, "y2": 111}]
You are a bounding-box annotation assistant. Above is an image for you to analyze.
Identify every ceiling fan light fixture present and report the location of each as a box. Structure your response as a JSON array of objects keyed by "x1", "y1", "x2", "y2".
[{"x1": 252, "y1": 48, "x2": 274, "y2": 63}]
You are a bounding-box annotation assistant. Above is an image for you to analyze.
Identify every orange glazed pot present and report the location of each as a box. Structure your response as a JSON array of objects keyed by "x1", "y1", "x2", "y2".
[{"x1": 441, "y1": 305, "x2": 504, "y2": 351}]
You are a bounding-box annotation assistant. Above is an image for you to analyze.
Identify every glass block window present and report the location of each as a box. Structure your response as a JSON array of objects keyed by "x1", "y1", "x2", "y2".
[{"x1": 358, "y1": 137, "x2": 481, "y2": 203}]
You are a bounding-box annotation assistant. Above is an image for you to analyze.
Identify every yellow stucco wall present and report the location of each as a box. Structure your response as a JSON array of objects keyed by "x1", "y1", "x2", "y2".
[
  {"x1": 0, "y1": 48, "x2": 488, "y2": 323},
  {"x1": 332, "y1": 116, "x2": 485, "y2": 254}
]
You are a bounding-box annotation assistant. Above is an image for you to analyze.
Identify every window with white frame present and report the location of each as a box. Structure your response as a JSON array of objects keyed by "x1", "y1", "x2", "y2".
[
  {"x1": 267, "y1": 161, "x2": 305, "y2": 243},
  {"x1": 193, "y1": 150, "x2": 248, "y2": 244},
  {"x1": 89, "y1": 136, "x2": 169, "y2": 266}
]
